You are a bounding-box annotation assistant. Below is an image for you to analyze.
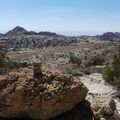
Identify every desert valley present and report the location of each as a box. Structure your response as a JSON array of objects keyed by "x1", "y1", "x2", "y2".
[{"x1": 0, "y1": 26, "x2": 120, "y2": 120}]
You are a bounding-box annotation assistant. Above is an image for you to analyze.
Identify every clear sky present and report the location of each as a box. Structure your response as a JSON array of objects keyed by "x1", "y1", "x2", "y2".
[{"x1": 0, "y1": 0, "x2": 120, "y2": 35}]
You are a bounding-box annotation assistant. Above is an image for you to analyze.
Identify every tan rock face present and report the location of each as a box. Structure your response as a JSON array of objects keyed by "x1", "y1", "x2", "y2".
[
  {"x1": 0, "y1": 68, "x2": 88, "y2": 120},
  {"x1": 91, "y1": 96, "x2": 116, "y2": 120}
]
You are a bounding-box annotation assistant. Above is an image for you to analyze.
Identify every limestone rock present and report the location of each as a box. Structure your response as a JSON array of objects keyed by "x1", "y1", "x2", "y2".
[
  {"x1": 91, "y1": 96, "x2": 116, "y2": 120},
  {"x1": 0, "y1": 68, "x2": 88, "y2": 120}
]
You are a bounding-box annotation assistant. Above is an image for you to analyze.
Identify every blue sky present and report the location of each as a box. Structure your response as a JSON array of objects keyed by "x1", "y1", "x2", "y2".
[{"x1": 0, "y1": 0, "x2": 120, "y2": 35}]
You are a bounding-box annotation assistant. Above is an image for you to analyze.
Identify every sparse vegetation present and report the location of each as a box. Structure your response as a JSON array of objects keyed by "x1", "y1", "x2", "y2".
[
  {"x1": 67, "y1": 68, "x2": 83, "y2": 76},
  {"x1": 103, "y1": 49, "x2": 120, "y2": 86},
  {"x1": 0, "y1": 51, "x2": 29, "y2": 74},
  {"x1": 87, "y1": 55, "x2": 105, "y2": 67},
  {"x1": 69, "y1": 53, "x2": 82, "y2": 66}
]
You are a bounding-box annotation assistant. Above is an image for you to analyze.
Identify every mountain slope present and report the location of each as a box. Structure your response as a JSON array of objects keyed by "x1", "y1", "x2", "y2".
[
  {"x1": 38, "y1": 31, "x2": 57, "y2": 36},
  {"x1": 99, "y1": 32, "x2": 120, "y2": 41},
  {"x1": 5, "y1": 26, "x2": 28, "y2": 36},
  {"x1": 0, "y1": 33, "x2": 3, "y2": 37},
  {"x1": 4, "y1": 26, "x2": 58, "y2": 36}
]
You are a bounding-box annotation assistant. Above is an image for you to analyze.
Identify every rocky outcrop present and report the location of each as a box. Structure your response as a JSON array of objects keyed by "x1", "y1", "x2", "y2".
[
  {"x1": 91, "y1": 96, "x2": 116, "y2": 120},
  {"x1": 0, "y1": 67, "x2": 88, "y2": 120}
]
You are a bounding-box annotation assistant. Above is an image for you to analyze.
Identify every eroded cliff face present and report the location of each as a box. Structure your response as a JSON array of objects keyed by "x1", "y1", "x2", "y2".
[
  {"x1": 0, "y1": 35, "x2": 79, "y2": 49},
  {"x1": 0, "y1": 67, "x2": 88, "y2": 120}
]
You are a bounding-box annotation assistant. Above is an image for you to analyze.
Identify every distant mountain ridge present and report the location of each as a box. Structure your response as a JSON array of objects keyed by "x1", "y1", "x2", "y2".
[
  {"x1": 5, "y1": 26, "x2": 27, "y2": 36},
  {"x1": 97, "y1": 32, "x2": 120, "y2": 41},
  {"x1": 3, "y1": 26, "x2": 58, "y2": 37},
  {"x1": 1, "y1": 26, "x2": 120, "y2": 41},
  {"x1": 0, "y1": 33, "x2": 4, "y2": 37}
]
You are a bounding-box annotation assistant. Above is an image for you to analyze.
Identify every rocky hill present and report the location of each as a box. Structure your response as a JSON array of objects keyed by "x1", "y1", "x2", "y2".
[
  {"x1": 4, "y1": 26, "x2": 58, "y2": 37},
  {"x1": 0, "y1": 35, "x2": 80, "y2": 49},
  {"x1": 5, "y1": 26, "x2": 27, "y2": 36},
  {"x1": 98, "y1": 32, "x2": 120, "y2": 41}
]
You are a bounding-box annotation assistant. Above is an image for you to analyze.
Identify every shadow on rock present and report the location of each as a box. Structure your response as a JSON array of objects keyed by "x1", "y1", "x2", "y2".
[
  {"x1": 0, "y1": 100, "x2": 93, "y2": 120},
  {"x1": 50, "y1": 100, "x2": 93, "y2": 120}
]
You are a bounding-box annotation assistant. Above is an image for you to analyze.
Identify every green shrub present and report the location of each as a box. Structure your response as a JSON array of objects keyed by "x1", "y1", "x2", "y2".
[
  {"x1": 67, "y1": 68, "x2": 83, "y2": 76},
  {"x1": 0, "y1": 51, "x2": 29, "y2": 74},
  {"x1": 103, "y1": 49, "x2": 120, "y2": 86},
  {"x1": 87, "y1": 55, "x2": 105, "y2": 67},
  {"x1": 69, "y1": 53, "x2": 82, "y2": 66},
  {"x1": 103, "y1": 68, "x2": 114, "y2": 82}
]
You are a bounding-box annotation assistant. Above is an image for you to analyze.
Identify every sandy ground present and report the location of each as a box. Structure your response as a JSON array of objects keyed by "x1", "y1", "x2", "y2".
[{"x1": 80, "y1": 73, "x2": 120, "y2": 113}]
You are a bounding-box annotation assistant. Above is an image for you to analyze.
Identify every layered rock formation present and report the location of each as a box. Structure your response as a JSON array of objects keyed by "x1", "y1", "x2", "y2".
[
  {"x1": 0, "y1": 35, "x2": 79, "y2": 49},
  {"x1": 0, "y1": 67, "x2": 88, "y2": 120}
]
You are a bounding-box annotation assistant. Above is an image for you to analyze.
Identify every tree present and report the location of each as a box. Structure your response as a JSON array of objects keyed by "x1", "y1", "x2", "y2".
[
  {"x1": 0, "y1": 51, "x2": 29, "y2": 75},
  {"x1": 103, "y1": 49, "x2": 120, "y2": 86}
]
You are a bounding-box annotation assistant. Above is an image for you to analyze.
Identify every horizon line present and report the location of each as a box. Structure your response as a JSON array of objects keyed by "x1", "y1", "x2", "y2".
[{"x1": 0, "y1": 26, "x2": 119, "y2": 36}]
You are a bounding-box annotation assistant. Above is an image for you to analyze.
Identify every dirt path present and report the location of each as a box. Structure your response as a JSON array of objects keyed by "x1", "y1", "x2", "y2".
[{"x1": 80, "y1": 73, "x2": 120, "y2": 113}]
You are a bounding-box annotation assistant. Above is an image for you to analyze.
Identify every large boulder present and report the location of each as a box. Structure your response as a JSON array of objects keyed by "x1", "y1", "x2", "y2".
[
  {"x1": 91, "y1": 96, "x2": 116, "y2": 120},
  {"x1": 0, "y1": 67, "x2": 88, "y2": 120}
]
